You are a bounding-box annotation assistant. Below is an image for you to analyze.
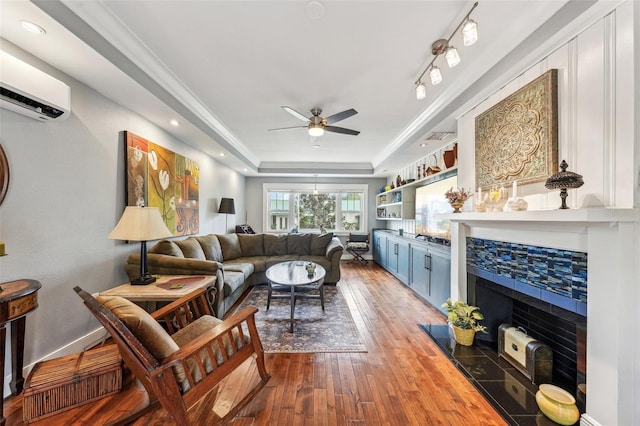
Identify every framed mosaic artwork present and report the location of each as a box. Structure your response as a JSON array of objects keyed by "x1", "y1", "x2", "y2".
[
  {"x1": 124, "y1": 131, "x2": 200, "y2": 236},
  {"x1": 475, "y1": 69, "x2": 558, "y2": 190}
]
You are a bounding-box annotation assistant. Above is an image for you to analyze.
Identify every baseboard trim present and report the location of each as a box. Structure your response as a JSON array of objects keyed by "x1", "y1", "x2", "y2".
[
  {"x1": 580, "y1": 414, "x2": 602, "y2": 426},
  {"x1": 3, "y1": 326, "x2": 107, "y2": 398}
]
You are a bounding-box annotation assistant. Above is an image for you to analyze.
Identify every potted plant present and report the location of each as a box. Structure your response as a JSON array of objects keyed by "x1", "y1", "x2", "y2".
[{"x1": 441, "y1": 298, "x2": 487, "y2": 346}]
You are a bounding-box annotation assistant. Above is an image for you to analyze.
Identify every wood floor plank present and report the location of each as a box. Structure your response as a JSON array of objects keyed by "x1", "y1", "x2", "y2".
[{"x1": 3, "y1": 262, "x2": 506, "y2": 425}]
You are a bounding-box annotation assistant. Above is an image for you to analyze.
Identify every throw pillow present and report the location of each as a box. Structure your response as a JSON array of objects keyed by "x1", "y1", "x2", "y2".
[
  {"x1": 149, "y1": 240, "x2": 184, "y2": 258},
  {"x1": 264, "y1": 234, "x2": 287, "y2": 256},
  {"x1": 287, "y1": 233, "x2": 311, "y2": 255},
  {"x1": 175, "y1": 238, "x2": 206, "y2": 260},
  {"x1": 194, "y1": 234, "x2": 223, "y2": 262},
  {"x1": 217, "y1": 233, "x2": 242, "y2": 260},
  {"x1": 238, "y1": 234, "x2": 265, "y2": 257},
  {"x1": 310, "y1": 233, "x2": 334, "y2": 255}
]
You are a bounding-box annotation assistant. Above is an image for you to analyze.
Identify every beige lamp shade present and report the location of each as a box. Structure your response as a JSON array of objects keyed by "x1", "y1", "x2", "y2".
[{"x1": 108, "y1": 206, "x2": 173, "y2": 242}]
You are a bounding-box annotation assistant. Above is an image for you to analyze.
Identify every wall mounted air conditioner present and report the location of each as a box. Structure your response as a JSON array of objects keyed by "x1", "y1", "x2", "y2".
[{"x1": 0, "y1": 50, "x2": 70, "y2": 121}]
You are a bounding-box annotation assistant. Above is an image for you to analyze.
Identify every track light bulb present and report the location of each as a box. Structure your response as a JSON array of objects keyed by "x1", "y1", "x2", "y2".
[
  {"x1": 430, "y1": 66, "x2": 442, "y2": 85},
  {"x1": 462, "y1": 19, "x2": 478, "y2": 46},
  {"x1": 416, "y1": 82, "x2": 426, "y2": 100},
  {"x1": 445, "y1": 46, "x2": 460, "y2": 68}
]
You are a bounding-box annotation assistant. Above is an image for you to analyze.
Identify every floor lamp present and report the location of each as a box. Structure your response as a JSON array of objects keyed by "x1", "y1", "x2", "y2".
[
  {"x1": 108, "y1": 206, "x2": 173, "y2": 285},
  {"x1": 219, "y1": 198, "x2": 236, "y2": 233}
]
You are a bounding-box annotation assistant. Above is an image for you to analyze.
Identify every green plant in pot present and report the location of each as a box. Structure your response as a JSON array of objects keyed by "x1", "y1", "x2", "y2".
[{"x1": 441, "y1": 298, "x2": 487, "y2": 346}]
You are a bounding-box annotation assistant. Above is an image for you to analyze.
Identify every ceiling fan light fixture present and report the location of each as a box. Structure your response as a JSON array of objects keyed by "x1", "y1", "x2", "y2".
[
  {"x1": 429, "y1": 66, "x2": 442, "y2": 85},
  {"x1": 462, "y1": 19, "x2": 478, "y2": 46},
  {"x1": 308, "y1": 123, "x2": 324, "y2": 137},
  {"x1": 416, "y1": 82, "x2": 426, "y2": 100},
  {"x1": 445, "y1": 46, "x2": 460, "y2": 68}
]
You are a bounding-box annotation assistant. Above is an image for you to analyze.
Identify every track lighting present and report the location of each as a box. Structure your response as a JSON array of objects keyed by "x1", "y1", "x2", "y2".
[
  {"x1": 429, "y1": 66, "x2": 442, "y2": 85},
  {"x1": 462, "y1": 19, "x2": 478, "y2": 46},
  {"x1": 445, "y1": 46, "x2": 460, "y2": 68},
  {"x1": 416, "y1": 81, "x2": 426, "y2": 100},
  {"x1": 414, "y1": 2, "x2": 478, "y2": 98}
]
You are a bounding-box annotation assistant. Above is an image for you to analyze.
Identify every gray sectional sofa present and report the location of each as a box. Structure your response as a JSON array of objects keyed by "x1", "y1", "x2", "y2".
[{"x1": 125, "y1": 233, "x2": 343, "y2": 318}]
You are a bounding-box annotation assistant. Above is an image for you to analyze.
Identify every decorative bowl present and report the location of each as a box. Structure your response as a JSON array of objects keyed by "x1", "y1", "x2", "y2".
[{"x1": 535, "y1": 384, "x2": 580, "y2": 425}]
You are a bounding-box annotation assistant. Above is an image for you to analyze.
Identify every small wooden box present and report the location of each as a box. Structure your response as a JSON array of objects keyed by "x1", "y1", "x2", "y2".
[{"x1": 23, "y1": 345, "x2": 122, "y2": 422}]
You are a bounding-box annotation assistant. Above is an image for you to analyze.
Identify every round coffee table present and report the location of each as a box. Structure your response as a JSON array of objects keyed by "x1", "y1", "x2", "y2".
[{"x1": 265, "y1": 261, "x2": 326, "y2": 332}]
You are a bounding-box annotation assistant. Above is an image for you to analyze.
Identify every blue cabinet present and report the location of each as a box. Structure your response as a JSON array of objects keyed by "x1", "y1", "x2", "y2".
[
  {"x1": 373, "y1": 232, "x2": 387, "y2": 268},
  {"x1": 409, "y1": 244, "x2": 430, "y2": 298},
  {"x1": 376, "y1": 232, "x2": 410, "y2": 284},
  {"x1": 374, "y1": 230, "x2": 450, "y2": 314}
]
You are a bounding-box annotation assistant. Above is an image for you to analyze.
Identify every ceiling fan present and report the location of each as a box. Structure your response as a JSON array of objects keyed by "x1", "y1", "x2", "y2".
[{"x1": 269, "y1": 106, "x2": 360, "y2": 137}]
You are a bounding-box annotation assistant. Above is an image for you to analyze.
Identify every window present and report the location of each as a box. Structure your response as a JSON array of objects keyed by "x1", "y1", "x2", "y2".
[
  {"x1": 268, "y1": 192, "x2": 290, "y2": 231},
  {"x1": 264, "y1": 184, "x2": 367, "y2": 233}
]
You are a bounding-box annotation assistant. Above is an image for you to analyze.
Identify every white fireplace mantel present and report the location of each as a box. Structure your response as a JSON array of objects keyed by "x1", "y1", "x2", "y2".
[
  {"x1": 448, "y1": 206, "x2": 639, "y2": 426},
  {"x1": 448, "y1": 207, "x2": 639, "y2": 224}
]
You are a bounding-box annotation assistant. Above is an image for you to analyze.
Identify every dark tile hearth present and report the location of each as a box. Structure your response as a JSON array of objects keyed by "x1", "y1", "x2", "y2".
[{"x1": 420, "y1": 324, "x2": 578, "y2": 426}]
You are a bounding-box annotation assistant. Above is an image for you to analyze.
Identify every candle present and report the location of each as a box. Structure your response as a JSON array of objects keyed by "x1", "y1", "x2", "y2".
[
  {"x1": 477, "y1": 187, "x2": 482, "y2": 202},
  {"x1": 512, "y1": 181, "x2": 518, "y2": 198},
  {"x1": 0, "y1": 242, "x2": 4, "y2": 256}
]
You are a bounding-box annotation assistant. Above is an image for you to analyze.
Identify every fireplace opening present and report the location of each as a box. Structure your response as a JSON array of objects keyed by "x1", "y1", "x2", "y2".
[{"x1": 468, "y1": 273, "x2": 587, "y2": 396}]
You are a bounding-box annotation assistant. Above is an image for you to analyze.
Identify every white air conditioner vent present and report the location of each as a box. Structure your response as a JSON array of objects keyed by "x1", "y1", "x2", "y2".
[{"x1": 0, "y1": 50, "x2": 70, "y2": 121}]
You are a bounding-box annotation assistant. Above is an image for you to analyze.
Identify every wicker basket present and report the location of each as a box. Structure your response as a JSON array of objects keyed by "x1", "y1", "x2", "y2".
[
  {"x1": 23, "y1": 345, "x2": 122, "y2": 422},
  {"x1": 452, "y1": 325, "x2": 476, "y2": 346}
]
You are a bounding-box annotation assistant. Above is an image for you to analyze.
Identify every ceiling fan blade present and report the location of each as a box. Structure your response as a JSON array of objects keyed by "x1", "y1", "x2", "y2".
[
  {"x1": 268, "y1": 126, "x2": 307, "y2": 131},
  {"x1": 325, "y1": 108, "x2": 357, "y2": 124},
  {"x1": 282, "y1": 106, "x2": 310, "y2": 122},
  {"x1": 324, "y1": 125, "x2": 360, "y2": 136}
]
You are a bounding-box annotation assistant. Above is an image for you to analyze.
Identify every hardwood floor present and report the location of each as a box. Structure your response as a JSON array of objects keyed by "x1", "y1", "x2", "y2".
[{"x1": 4, "y1": 262, "x2": 506, "y2": 425}]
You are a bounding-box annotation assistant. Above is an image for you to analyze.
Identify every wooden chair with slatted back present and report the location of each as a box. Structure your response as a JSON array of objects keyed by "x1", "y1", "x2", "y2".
[{"x1": 74, "y1": 286, "x2": 270, "y2": 425}]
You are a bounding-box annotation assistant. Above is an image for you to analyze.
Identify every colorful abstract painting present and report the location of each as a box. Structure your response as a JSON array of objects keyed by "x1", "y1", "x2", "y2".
[
  {"x1": 125, "y1": 131, "x2": 199, "y2": 236},
  {"x1": 475, "y1": 69, "x2": 558, "y2": 190}
]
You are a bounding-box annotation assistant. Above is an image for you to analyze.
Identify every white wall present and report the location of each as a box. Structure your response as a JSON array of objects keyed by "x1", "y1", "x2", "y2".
[
  {"x1": 451, "y1": 3, "x2": 639, "y2": 426},
  {"x1": 0, "y1": 43, "x2": 245, "y2": 394}
]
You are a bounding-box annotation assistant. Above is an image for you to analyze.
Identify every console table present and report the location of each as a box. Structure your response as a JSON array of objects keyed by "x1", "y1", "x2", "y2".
[{"x1": 0, "y1": 279, "x2": 41, "y2": 426}]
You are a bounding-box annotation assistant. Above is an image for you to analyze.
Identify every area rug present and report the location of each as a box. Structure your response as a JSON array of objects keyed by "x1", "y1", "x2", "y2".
[{"x1": 235, "y1": 285, "x2": 366, "y2": 353}]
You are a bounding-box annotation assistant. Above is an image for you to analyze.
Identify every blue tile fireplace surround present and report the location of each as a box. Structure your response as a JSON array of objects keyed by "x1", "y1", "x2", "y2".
[
  {"x1": 466, "y1": 238, "x2": 587, "y2": 316},
  {"x1": 418, "y1": 238, "x2": 588, "y2": 425}
]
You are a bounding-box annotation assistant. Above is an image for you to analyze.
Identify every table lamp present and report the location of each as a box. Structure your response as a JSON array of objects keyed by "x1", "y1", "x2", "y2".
[
  {"x1": 108, "y1": 206, "x2": 173, "y2": 285},
  {"x1": 219, "y1": 198, "x2": 235, "y2": 233}
]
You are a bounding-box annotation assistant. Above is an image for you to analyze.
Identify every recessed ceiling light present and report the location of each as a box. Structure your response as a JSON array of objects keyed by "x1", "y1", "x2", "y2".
[
  {"x1": 420, "y1": 143, "x2": 427, "y2": 147},
  {"x1": 243, "y1": 168, "x2": 247, "y2": 172},
  {"x1": 306, "y1": 1, "x2": 325, "y2": 19},
  {"x1": 170, "y1": 119, "x2": 179, "y2": 126},
  {"x1": 21, "y1": 21, "x2": 46, "y2": 35},
  {"x1": 313, "y1": 144, "x2": 320, "y2": 148},
  {"x1": 220, "y1": 153, "x2": 225, "y2": 157}
]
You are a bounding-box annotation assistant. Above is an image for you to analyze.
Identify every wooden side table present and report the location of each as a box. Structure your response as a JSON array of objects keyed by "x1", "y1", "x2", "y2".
[
  {"x1": 0, "y1": 279, "x2": 41, "y2": 426},
  {"x1": 99, "y1": 275, "x2": 217, "y2": 313}
]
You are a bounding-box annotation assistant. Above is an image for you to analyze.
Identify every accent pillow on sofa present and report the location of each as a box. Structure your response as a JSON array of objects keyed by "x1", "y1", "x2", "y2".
[
  {"x1": 238, "y1": 234, "x2": 265, "y2": 257},
  {"x1": 264, "y1": 234, "x2": 287, "y2": 256},
  {"x1": 218, "y1": 233, "x2": 242, "y2": 260},
  {"x1": 175, "y1": 238, "x2": 206, "y2": 260},
  {"x1": 194, "y1": 234, "x2": 223, "y2": 262},
  {"x1": 149, "y1": 240, "x2": 184, "y2": 258},
  {"x1": 287, "y1": 233, "x2": 311, "y2": 255},
  {"x1": 310, "y1": 233, "x2": 334, "y2": 255}
]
